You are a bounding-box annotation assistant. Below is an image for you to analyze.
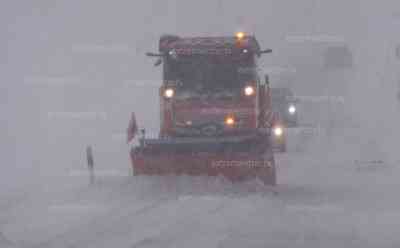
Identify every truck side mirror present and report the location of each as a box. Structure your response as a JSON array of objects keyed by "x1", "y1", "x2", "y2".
[
  {"x1": 146, "y1": 52, "x2": 164, "y2": 57},
  {"x1": 260, "y1": 49, "x2": 272, "y2": 54},
  {"x1": 257, "y1": 49, "x2": 272, "y2": 57}
]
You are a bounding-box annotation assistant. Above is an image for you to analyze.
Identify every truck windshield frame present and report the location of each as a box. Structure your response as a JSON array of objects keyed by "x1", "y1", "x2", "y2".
[{"x1": 163, "y1": 54, "x2": 257, "y2": 92}]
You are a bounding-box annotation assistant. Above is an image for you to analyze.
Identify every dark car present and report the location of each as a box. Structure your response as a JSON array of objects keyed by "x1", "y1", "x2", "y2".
[{"x1": 271, "y1": 87, "x2": 298, "y2": 127}]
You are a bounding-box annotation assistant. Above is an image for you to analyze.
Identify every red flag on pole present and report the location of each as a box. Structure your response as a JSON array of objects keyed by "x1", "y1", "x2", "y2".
[{"x1": 127, "y1": 112, "x2": 138, "y2": 143}]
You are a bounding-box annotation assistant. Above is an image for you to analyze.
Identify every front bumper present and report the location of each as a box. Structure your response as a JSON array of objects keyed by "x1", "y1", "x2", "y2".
[{"x1": 130, "y1": 129, "x2": 276, "y2": 184}]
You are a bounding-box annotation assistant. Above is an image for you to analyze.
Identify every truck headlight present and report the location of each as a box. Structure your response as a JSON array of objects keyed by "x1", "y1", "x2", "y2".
[
  {"x1": 273, "y1": 126, "x2": 283, "y2": 137},
  {"x1": 288, "y1": 105, "x2": 296, "y2": 114},
  {"x1": 225, "y1": 116, "x2": 235, "y2": 126},
  {"x1": 164, "y1": 88, "x2": 174, "y2": 98},
  {"x1": 244, "y1": 86, "x2": 255, "y2": 96},
  {"x1": 236, "y1": 32, "x2": 245, "y2": 40}
]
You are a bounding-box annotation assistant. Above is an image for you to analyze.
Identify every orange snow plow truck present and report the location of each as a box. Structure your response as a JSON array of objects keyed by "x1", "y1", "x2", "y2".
[{"x1": 127, "y1": 32, "x2": 281, "y2": 185}]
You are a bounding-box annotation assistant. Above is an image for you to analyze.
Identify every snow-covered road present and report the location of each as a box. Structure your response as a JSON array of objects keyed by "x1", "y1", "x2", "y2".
[{"x1": 2, "y1": 128, "x2": 400, "y2": 248}]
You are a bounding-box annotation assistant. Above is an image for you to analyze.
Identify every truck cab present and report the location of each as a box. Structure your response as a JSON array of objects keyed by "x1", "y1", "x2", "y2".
[
  {"x1": 155, "y1": 33, "x2": 273, "y2": 138},
  {"x1": 129, "y1": 33, "x2": 277, "y2": 185}
]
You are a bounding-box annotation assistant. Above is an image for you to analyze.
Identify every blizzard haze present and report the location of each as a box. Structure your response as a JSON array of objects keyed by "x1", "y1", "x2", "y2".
[{"x1": 2, "y1": 0, "x2": 400, "y2": 247}]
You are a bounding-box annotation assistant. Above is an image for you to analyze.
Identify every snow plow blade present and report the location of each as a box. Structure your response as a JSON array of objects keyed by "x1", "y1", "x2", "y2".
[{"x1": 130, "y1": 134, "x2": 276, "y2": 185}]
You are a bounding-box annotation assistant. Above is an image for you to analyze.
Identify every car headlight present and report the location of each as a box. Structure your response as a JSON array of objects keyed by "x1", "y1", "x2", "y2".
[
  {"x1": 168, "y1": 49, "x2": 178, "y2": 59},
  {"x1": 288, "y1": 105, "x2": 296, "y2": 114},
  {"x1": 164, "y1": 88, "x2": 174, "y2": 98},
  {"x1": 273, "y1": 126, "x2": 283, "y2": 137},
  {"x1": 244, "y1": 86, "x2": 255, "y2": 96}
]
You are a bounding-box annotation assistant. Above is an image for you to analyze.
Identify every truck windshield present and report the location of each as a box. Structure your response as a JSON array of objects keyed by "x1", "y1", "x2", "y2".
[{"x1": 164, "y1": 55, "x2": 255, "y2": 92}]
